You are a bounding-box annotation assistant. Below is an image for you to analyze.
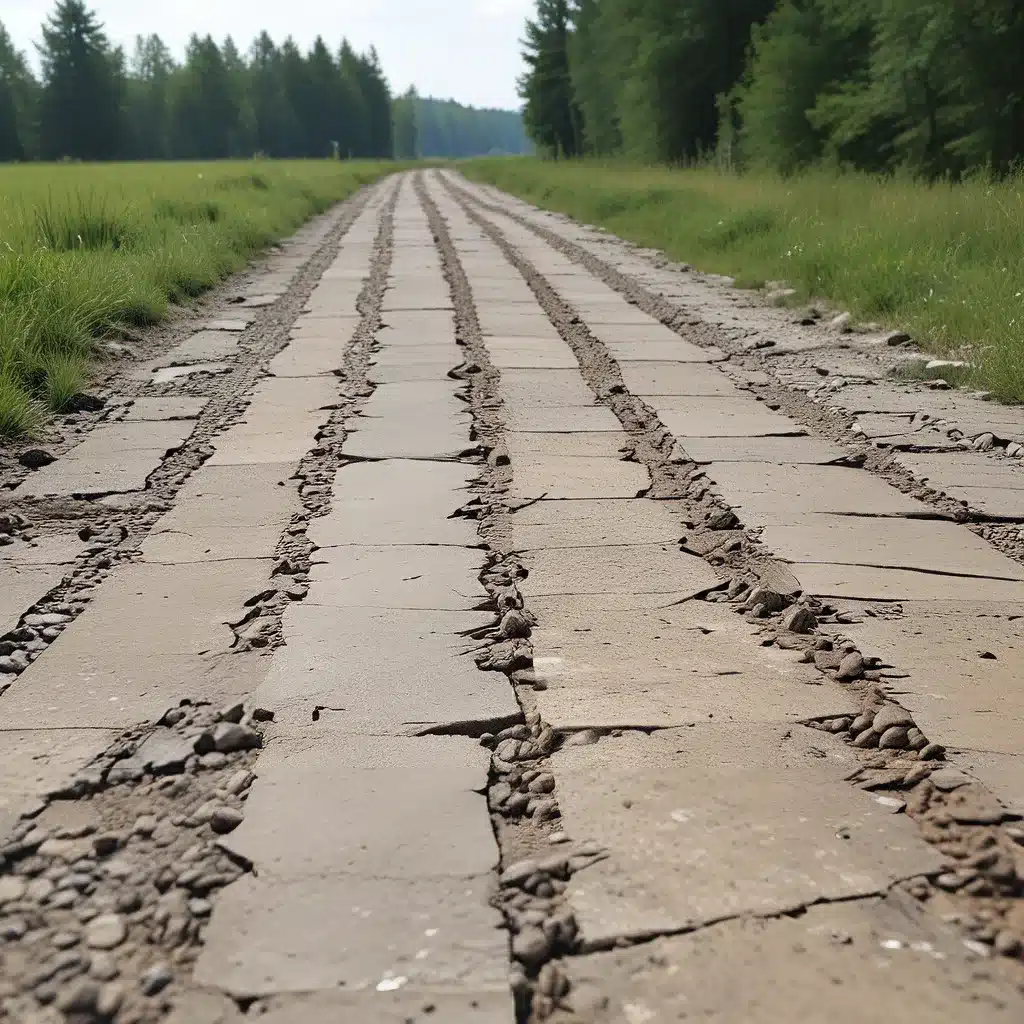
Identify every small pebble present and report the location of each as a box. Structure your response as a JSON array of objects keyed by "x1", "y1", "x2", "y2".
[
  {"x1": 89, "y1": 953, "x2": 120, "y2": 981},
  {"x1": 140, "y1": 963, "x2": 173, "y2": 996},
  {"x1": 96, "y1": 981, "x2": 125, "y2": 1017},
  {"x1": 85, "y1": 913, "x2": 127, "y2": 951},
  {"x1": 209, "y1": 806, "x2": 244, "y2": 834}
]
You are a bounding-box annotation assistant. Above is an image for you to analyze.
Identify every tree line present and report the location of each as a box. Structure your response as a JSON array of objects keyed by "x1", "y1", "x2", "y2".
[
  {"x1": 519, "y1": 0, "x2": 1024, "y2": 178},
  {"x1": 0, "y1": 0, "x2": 528, "y2": 163},
  {"x1": 392, "y1": 90, "x2": 530, "y2": 158}
]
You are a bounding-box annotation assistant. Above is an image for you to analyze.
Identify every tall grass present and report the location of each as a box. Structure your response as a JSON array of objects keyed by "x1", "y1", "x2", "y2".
[
  {"x1": 0, "y1": 160, "x2": 396, "y2": 437},
  {"x1": 461, "y1": 159, "x2": 1024, "y2": 403}
]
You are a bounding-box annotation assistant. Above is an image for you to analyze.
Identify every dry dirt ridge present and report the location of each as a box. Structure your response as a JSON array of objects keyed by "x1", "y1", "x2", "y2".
[{"x1": 0, "y1": 169, "x2": 1022, "y2": 1024}]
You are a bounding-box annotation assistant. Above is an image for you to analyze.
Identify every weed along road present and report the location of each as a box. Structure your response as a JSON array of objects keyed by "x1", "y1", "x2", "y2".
[{"x1": 2, "y1": 170, "x2": 1024, "y2": 1023}]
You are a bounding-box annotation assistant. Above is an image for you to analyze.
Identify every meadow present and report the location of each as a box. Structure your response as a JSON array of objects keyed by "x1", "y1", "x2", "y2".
[
  {"x1": 462, "y1": 159, "x2": 1024, "y2": 403},
  {"x1": 0, "y1": 160, "x2": 394, "y2": 436}
]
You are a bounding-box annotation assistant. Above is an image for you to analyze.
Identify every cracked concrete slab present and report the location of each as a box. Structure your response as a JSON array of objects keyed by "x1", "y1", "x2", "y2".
[
  {"x1": 519, "y1": 543, "x2": 719, "y2": 607},
  {"x1": 608, "y1": 340, "x2": 722, "y2": 361},
  {"x1": 620, "y1": 361, "x2": 742, "y2": 397},
  {"x1": 761, "y1": 515, "x2": 1024, "y2": 580},
  {"x1": 705, "y1": 462, "x2": 931, "y2": 521},
  {"x1": 0, "y1": 534, "x2": 83, "y2": 568},
  {"x1": 485, "y1": 338, "x2": 579, "y2": 369},
  {"x1": 206, "y1": 376, "x2": 337, "y2": 466},
  {"x1": 344, "y1": 414, "x2": 471, "y2": 461},
  {"x1": 0, "y1": 728, "x2": 119, "y2": 837},
  {"x1": 479, "y1": 312, "x2": 560, "y2": 338},
  {"x1": 554, "y1": 725, "x2": 943, "y2": 946},
  {"x1": 369, "y1": 348, "x2": 464, "y2": 382},
  {"x1": 196, "y1": 873, "x2": 507, "y2": 999},
  {"x1": 679, "y1": 435, "x2": 848, "y2": 464},
  {"x1": 792, "y1": 561, "x2": 1024, "y2": 602},
  {"x1": 249, "y1": 991, "x2": 512, "y2": 1024},
  {"x1": 149, "y1": 362, "x2": 231, "y2": 385},
  {"x1": 308, "y1": 545, "x2": 488, "y2": 610},
  {"x1": 556, "y1": 896, "x2": 1019, "y2": 1023},
  {"x1": 501, "y1": 405, "x2": 622, "y2": 433},
  {"x1": 218, "y1": 734, "x2": 496, "y2": 878},
  {"x1": 499, "y1": 498, "x2": 682, "y2": 549},
  {"x1": 156, "y1": 330, "x2": 240, "y2": 365},
  {"x1": 0, "y1": 562, "x2": 272, "y2": 729},
  {"x1": 268, "y1": 340, "x2": 345, "y2": 377},
  {"x1": 378, "y1": 312, "x2": 456, "y2": 343},
  {"x1": 123, "y1": 396, "x2": 206, "y2": 421},
  {"x1": 508, "y1": 455, "x2": 648, "y2": 500},
  {"x1": 654, "y1": 396, "x2": 808, "y2": 438},
  {"x1": 312, "y1": 460, "x2": 477, "y2": 547},
  {"x1": 142, "y1": 463, "x2": 299, "y2": 563},
  {"x1": 196, "y1": 733, "x2": 507, "y2": 1000},
  {"x1": 12, "y1": 421, "x2": 194, "y2": 497},
  {"x1": 840, "y1": 600, "x2": 1024, "y2": 763},
  {"x1": 896, "y1": 452, "x2": 1024, "y2": 518},
  {"x1": 252, "y1": 605, "x2": 510, "y2": 731},
  {"x1": 504, "y1": 431, "x2": 628, "y2": 459},
  {"x1": 529, "y1": 599, "x2": 850, "y2": 730},
  {"x1": 499, "y1": 369, "x2": 597, "y2": 407}
]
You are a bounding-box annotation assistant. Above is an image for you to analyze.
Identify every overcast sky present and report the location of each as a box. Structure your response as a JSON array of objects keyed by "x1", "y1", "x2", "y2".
[{"x1": 4, "y1": 0, "x2": 531, "y2": 110}]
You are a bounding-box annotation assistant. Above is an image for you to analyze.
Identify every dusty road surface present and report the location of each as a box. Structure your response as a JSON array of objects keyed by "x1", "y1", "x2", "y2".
[{"x1": 2, "y1": 170, "x2": 1024, "y2": 1023}]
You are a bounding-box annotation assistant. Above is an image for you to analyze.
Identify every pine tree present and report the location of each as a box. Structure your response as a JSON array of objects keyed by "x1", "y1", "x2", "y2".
[
  {"x1": 37, "y1": 0, "x2": 121, "y2": 160},
  {"x1": 122, "y1": 34, "x2": 175, "y2": 159},
  {"x1": 392, "y1": 86, "x2": 419, "y2": 158},
  {"x1": 568, "y1": 0, "x2": 620, "y2": 155},
  {"x1": 169, "y1": 35, "x2": 238, "y2": 158},
  {"x1": 0, "y1": 23, "x2": 32, "y2": 161},
  {"x1": 338, "y1": 41, "x2": 370, "y2": 158},
  {"x1": 519, "y1": 0, "x2": 581, "y2": 157}
]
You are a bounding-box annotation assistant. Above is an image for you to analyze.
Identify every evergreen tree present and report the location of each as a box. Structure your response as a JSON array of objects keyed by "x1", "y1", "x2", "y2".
[
  {"x1": 248, "y1": 32, "x2": 298, "y2": 157},
  {"x1": 37, "y1": 0, "x2": 121, "y2": 160},
  {"x1": 337, "y1": 40, "x2": 370, "y2": 158},
  {"x1": 392, "y1": 86, "x2": 418, "y2": 158},
  {"x1": 568, "y1": 0, "x2": 620, "y2": 155},
  {"x1": 0, "y1": 23, "x2": 32, "y2": 160},
  {"x1": 122, "y1": 34, "x2": 175, "y2": 159},
  {"x1": 519, "y1": 0, "x2": 581, "y2": 157},
  {"x1": 169, "y1": 35, "x2": 238, "y2": 158}
]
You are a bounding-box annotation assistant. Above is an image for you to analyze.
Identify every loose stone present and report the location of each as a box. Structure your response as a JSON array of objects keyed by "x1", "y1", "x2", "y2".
[
  {"x1": 140, "y1": 963, "x2": 173, "y2": 996},
  {"x1": 878, "y1": 726, "x2": 909, "y2": 750},
  {"x1": 209, "y1": 806, "x2": 244, "y2": 834},
  {"x1": 210, "y1": 722, "x2": 261, "y2": 753},
  {"x1": 96, "y1": 981, "x2": 125, "y2": 1017},
  {"x1": 836, "y1": 651, "x2": 865, "y2": 681},
  {"x1": 88, "y1": 953, "x2": 119, "y2": 981},
  {"x1": 512, "y1": 926, "x2": 551, "y2": 966},
  {"x1": 781, "y1": 605, "x2": 817, "y2": 634},
  {"x1": 85, "y1": 913, "x2": 127, "y2": 950},
  {"x1": 55, "y1": 980, "x2": 99, "y2": 1014}
]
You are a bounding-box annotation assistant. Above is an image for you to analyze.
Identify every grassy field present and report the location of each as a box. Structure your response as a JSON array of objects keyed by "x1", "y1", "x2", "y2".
[
  {"x1": 462, "y1": 159, "x2": 1024, "y2": 403},
  {"x1": 0, "y1": 160, "x2": 396, "y2": 437}
]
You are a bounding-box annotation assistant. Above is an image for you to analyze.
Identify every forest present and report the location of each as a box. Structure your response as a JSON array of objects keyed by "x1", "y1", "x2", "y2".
[
  {"x1": 0, "y1": 0, "x2": 526, "y2": 163},
  {"x1": 393, "y1": 92, "x2": 530, "y2": 159},
  {"x1": 519, "y1": 0, "x2": 1024, "y2": 177}
]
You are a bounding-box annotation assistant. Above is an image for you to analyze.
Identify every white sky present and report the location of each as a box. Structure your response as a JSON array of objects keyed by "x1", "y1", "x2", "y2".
[{"x1": 4, "y1": 0, "x2": 531, "y2": 110}]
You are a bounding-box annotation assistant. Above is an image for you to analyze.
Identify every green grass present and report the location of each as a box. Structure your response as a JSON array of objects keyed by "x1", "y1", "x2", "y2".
[
  {"x1": 0, "y1": 160, "x2": 398, "y2": 437},
  {"x1": 461, "y1": 158, "x2": 1024, "y2": 402}
]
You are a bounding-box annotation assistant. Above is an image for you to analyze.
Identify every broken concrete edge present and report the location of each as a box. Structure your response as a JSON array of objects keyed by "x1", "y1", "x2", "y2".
[
  {"x1": 0, "y1": 182, "x2": 391, "y2": 708},
  {"x1": 437, "y1": 172, "x2": 1024, "y2": 979}
]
